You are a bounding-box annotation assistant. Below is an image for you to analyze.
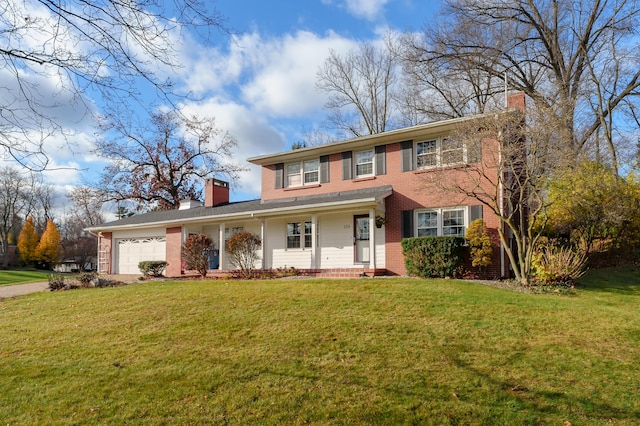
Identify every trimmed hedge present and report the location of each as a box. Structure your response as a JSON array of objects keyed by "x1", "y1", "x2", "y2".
[
  {"x1": 401, "y1": 236, "x2": 466, "y2": 278},
  {"x1": 138, "y1": 260, "x2": 168, "y2": 277}
]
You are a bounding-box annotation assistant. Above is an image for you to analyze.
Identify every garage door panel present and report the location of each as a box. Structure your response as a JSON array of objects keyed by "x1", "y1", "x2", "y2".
[{"x1": 116, "y1": 237, "x2": 166, "y2": 274}]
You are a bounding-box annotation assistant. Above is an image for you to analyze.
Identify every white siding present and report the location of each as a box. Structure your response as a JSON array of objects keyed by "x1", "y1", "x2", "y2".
[
  {"x1": 222, "y1": 221, "x2": 263, "y2": 270},
  {"x1": 374, "y1": 223, "x2": 386, "y2": 268},
  {"x1": 267, "y1": 218, "x2": 313, "y2": 269},
  {"x1": 263, "y1": 211, "x2": 386, "y2": 270}
]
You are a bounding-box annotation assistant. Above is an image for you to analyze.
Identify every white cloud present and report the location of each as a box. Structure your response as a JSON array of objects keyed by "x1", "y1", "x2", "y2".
[
  {"x1": 175, "y1": 29, "x2": 365, "y2": 198},
  {"x1": 240, "y1": 31, "x2": 357, "y2": 117},
  {"x1": 180, "y1": 99, "x2": 286, "y2": 198},
  {"x1": 322, "y1": 0, "x2": 390, "y2": 20}
]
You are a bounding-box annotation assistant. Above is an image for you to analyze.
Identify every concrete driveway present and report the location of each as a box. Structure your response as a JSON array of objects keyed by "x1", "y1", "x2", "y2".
[
  {"x1": 0, "y1": 282, "x2": 49, "y2": 298},
  {"x1": 0, "y1": 275, "x2": 142, "y2": 299}
]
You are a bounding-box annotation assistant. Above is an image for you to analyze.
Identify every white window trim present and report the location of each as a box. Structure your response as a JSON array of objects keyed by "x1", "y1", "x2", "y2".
[
  {"x1": 416, "y1": 137, "x2": 468, "y2": 169},
  {"x1": 286, "y1": 221, "x2": 313, "y2": 250},
  {"x1": 286, "y1": 159, "x2": 320, "y2": 187},
  {"x1": 354, "y1": 149, "x2": 375, "y2": 178},
  {"x1": 415, "y1": 207, "x2": 469, "y2": 237}
]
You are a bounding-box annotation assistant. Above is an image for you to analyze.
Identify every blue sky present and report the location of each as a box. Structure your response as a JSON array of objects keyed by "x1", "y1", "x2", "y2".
[{"x1": 30, "y1": 0, "x2": 442, "y2": 205}]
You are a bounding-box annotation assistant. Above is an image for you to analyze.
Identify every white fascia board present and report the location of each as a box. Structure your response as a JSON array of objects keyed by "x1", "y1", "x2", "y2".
[{"x1": 86, "y1": 191, "x2": 392, "y2": 232}]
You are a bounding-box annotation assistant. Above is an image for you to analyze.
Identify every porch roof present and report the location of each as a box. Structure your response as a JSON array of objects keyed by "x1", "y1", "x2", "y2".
[{"x1": 86, "y1": 185, "x2": 393, "y2": 232}]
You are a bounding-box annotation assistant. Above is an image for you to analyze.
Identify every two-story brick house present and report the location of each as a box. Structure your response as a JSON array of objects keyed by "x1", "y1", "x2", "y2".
[{"x1": 89, "y1": 93, "x2": 524, "y2": 278}]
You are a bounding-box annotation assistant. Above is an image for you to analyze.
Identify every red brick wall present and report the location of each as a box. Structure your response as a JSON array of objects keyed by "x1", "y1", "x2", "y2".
[
  {"x1": 165, "y1": 226, "x2": 183, "y2": 277},
  {"x1": 98, "y1": 232, "x2": 112, "y2": 274},
  {"x1": 259, "y1": 138, "x2": 507, "y2": 277},
  {"x1": 204, "y1": 178, "x2": 230, "y2": 207}
]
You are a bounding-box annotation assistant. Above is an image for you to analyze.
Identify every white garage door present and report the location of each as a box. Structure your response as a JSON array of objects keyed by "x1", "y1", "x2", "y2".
[{"x1": 115, "y1": 237, "x2": 166, "y2": 274}]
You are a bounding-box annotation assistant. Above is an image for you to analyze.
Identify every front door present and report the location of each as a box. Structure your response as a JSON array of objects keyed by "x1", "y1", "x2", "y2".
[{"x1": 354, "y1": 215, "x2": 370, "y2": 264}]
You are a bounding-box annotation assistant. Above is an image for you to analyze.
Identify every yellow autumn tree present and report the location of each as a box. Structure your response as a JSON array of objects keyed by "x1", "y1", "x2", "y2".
[
  {"x1": 17, "y1": 216, "x2": 39, "y2": 264},
  {"x1": 35, "y1": 219, "x2": 61, "y2": 267}
]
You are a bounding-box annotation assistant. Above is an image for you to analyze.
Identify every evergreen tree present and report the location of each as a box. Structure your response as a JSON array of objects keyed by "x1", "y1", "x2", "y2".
[
  {"x1": 17, "y1": 216, "x2": 39, "y2": 264},
  {"x1": 35, "y1": 219, "x2": 61, "y2": 268}
]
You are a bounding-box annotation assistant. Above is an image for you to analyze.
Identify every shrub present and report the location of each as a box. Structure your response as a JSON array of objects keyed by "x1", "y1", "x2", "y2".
[
  {"x1": 182, "y1": 234, "x2": 213, "y2": 278},
  {"x1": 401, "y1": 236, "x2": 465, "y2": 278},
  {"x1": 532, "y1": 244, "x2": 588, "y2": 286},
  {"x1": 226, "y1": 231, "x2": 261, "y2": 279},
  {"x1": 48, "y1": 274, "x2": 66, "y2": 291},
  {"x1": 77, "y1": 271, "x2": 97, "y2": 288},
  {"x1": 138, "y1": 260, "x2": 168, "y2": 277},
  {"x1": 466, "y1": 219, "x2": 493, "y2": 268}
]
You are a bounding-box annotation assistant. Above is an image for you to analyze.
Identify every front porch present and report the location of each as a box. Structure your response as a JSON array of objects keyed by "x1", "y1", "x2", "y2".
[{"x1": 200, "y1": 267, "x2": 388, "y2": 279}]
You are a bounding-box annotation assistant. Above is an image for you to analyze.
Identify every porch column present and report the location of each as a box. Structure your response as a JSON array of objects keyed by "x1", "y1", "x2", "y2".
[
  {"x1": 311, "y1": 215, "x2": 318, "y2": 269},
  {"x1": 369, "y1": 209, "x2": 376, "y2": 269},
  {"x1": 218, "y1": 223, "x2": 225, "y2": 270},
  {"x1": 260, "y1": 220, "x2": 266, "y2": 270}
]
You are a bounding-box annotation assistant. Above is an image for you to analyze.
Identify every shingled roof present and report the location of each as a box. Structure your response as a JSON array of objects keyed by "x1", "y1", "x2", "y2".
[{"x1": 87, "y1": 185, "x2": 393, "y2": 231}]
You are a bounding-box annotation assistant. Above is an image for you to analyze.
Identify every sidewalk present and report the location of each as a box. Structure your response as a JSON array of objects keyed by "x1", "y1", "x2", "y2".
[
  {"x1": 0, "y1": 275, "x2": 142, "y2": 299},
  {"x1": 0, "y1": 282, "x2": 49, "y2": 298}
]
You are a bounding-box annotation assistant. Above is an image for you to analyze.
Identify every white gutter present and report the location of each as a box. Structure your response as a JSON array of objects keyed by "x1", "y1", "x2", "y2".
[{"x1": 86, "y1": 192, "x2": 392, "y2": 233}]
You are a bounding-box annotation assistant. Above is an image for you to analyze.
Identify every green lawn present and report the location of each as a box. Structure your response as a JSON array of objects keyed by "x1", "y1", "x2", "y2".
[
  {"x1": 0, "y1": 269, "x2": 638, "y2": 425},
  {"x1": 0, "y1": 269, "x2": 53, "y2": 286}
]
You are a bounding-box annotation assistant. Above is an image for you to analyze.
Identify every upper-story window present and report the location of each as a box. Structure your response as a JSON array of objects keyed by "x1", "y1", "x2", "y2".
[
  {"x1": 286, "y1": 160, "x2": 319, "y2": 187},
  {"x1": 416, "y1": 140, "x2": 437, "y2": 168},
  {"x1": 403, "y1": 137, "x2": 479, "y2": 172},
  {"x1": 355, "y1": 150, "x2": 374, "y2": 178},
  {"x1": 275, "y1": 156, "x2": 328, "y2": 189},
  {"x1": 303, "y1": 159, "x2": 319, "y2": 184}
]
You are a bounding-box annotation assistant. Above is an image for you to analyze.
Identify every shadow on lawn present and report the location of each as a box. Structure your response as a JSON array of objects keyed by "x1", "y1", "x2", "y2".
[
  {"x1": 578, "y1": 266, "x2": 640, "y2": 295},
  {"x1": 450, "y1": 351, "x2": 640, "y2": 423}
]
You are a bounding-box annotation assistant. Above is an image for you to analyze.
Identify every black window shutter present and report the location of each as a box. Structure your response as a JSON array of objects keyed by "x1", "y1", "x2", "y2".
[
  {"x1": 342, "y1": 151, "x2": 352, "y2": 180},
  {"x1": 320, "y1": 155, "x2": 330, "y2": 183},
  {"x1": 401, "y1": 141, "x2": 414, "y2": 172},
  {"x1": 469, "y1": 205, "x2": 483, "y2": 222},
  {"x1": 274, "y1": 163, "x2": 284, "y2": 189},
  {"x1": 401, "y1": 210, "x2": 414, "y2": 238},
  {"x1": 375, "y1": 145, "x2": 386, "y2": 175}
]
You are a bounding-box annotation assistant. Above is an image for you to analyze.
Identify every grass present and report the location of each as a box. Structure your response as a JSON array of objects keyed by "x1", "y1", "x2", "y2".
[
  {"x1": 0, "y1": 269, "x2": 638, "y2": 425},
  {"x1": 0, "y1": 269, "x2": 54, "y2": 286}
]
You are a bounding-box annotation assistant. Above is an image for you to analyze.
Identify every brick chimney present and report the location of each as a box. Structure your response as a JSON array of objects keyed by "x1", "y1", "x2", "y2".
[
  {"x1": 507, "y1": 91, "x2": 525, "y2": 112},
  {"x1": 204, "y1": 178, "x2": 230, "y2": 207}
]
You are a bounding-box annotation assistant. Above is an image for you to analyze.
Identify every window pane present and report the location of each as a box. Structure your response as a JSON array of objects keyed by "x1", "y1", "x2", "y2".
[
  {"x1": 287, "y1": 163, "x2": 302, "y2": 186},
  {"x1": 441, "y1": 138, "x2": 464, "y2": 165},
  {"x1": 417, "y1": 228, "x2": 438, "y2": 237},
  {"x1": 417, "y1": 211, "x2": 438, "y2": 236},
  {"x1": 287, "y1": 236, "x2": 300, "y2": 248},
  {"x1": 417, "y1": 141, "x2": 437, "y2": 168},
  {"x1": 287, "y1": 222, "x2": 300, "y2": 236},
  {"x1": 304, "y1": 160, "x2": 319, "y2": 184},
  {"x1": 356, "y1": 163, "x2": 373, "y2": 176},
  {"x1": 442, "y1": 210, "x2": 465, "y2": 236},
  {"x1": 355, "y1": 150, "x2": 374, "y2": 177}
]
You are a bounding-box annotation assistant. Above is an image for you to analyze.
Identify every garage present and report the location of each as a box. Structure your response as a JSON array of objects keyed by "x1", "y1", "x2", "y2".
[{"x1": 115, "y1": 237, "x2": 166, "y2": 274}]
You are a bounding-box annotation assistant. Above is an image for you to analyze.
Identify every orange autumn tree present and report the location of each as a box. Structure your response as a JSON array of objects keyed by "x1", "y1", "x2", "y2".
[
  {"x1": 35, "y1": 219, "x2": 61, "y2": 268},
  {"x1": 17, "y1": 216, "x2": 39, "y2": 264}
]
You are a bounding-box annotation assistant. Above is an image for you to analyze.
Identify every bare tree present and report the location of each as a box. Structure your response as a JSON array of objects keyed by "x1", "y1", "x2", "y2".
[
  {"x1": 0, "y1": 0, "x2": 228, "y2": 170},
  {"x1": 400, "y1": 31, "x2": 504, "y2": 122},
  {"x1": 406, "y1": 0, "x2": 640, "y2": 170},
  {"x1": 57, "y1": 186, "x2": 105, "y2": 269},
  {"x1": 316, "y1": 35, "x2": 401, "y2": 137},
  {"x1": 95, "y1": 110, "x2": 245, "y2": 210},
  {"x1": 67, "y1": 187, "x2": 105, "y2": 228},
  {"x1": 427, "y1": 107, "x2": 567, "y2": 285},
  {"x1": 0, "y1": 167, "x2": 37, "y2": 266}
]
